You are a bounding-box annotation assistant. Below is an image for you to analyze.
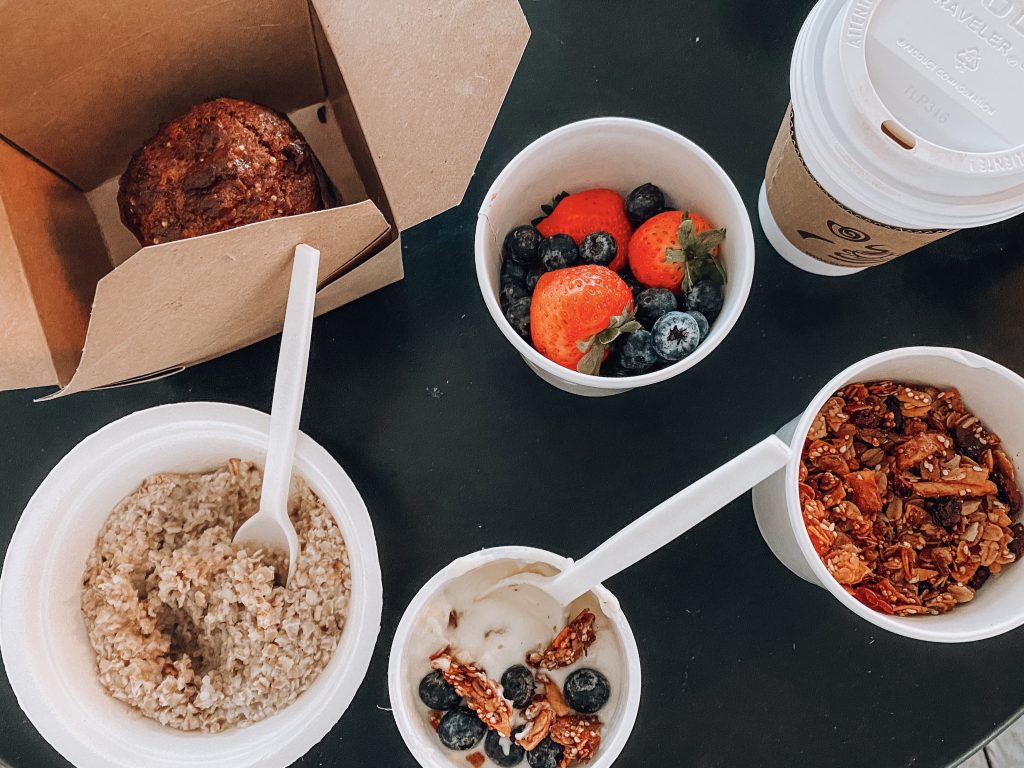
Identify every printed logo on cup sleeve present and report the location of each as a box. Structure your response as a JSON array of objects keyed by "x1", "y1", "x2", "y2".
[{"x1": 765, "y1": 106, "x2": 954, "y2": 268}]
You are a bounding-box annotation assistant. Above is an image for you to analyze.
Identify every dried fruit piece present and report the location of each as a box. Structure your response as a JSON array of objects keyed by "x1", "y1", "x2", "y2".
[
  {"x1": 516, "y1": 702, "x2": 555, "y2": 751},
  {"x1": 895, "y1": 432, "x2": 947, "y2": 471},
  {"x1": 536, "y1": 673, "x2": 572, "y2": 716},
  {"x1": 843, "y1": 471, "x2": 883, "y2": 514}
]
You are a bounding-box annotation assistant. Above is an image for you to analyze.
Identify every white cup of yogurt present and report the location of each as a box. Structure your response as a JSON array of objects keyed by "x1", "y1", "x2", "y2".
[
  {"x1": 475, "y1": 117, "x2": 755, "y2": 397},
  {"x1": 388, "y1": 547, "x2": 641, "y2": 768},
  {"x1": 752, "y1": 347, "x2": 1024, "y2": 642},
  {"x1": 760, "y1": 0, "x2": 1024, "y2": 275},
  {"x1": 0, "y1": 402, "x2": 383, "y2": 768}
]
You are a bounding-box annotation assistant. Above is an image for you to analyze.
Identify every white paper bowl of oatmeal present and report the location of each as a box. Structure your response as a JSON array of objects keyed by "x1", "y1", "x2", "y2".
[
  {"x1": 388, "y1": 547, "x2": 641, "y2": 768},
  {"x1": 0, "y1": 402, "x2": 383, "y2": 768},
  {"x1": 752, "y1": 347, "x2": 1024, "y2": 643}
]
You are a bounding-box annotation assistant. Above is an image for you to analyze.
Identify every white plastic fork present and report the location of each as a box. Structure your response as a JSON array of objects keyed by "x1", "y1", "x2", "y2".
[{"x1": 233, "y1": 243, "x2": 321, "y2": 586}]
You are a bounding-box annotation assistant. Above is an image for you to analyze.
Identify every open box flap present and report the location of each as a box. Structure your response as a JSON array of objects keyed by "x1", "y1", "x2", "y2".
[
  {"x1": 312, "y1": 0, "x2": 530, "y2": 232},
  {"x1": 0, "y1": 198, "x2": 58, "y2": 390},
  {"x1": 0, "y1": 139, "x2": 109, "y2": 391},
  {"x1": 46, "y1": 200, "x2": 389, "y2": 398},
  {"x1": 0, "y1": 0, "x2": 324, "y2": 190}
]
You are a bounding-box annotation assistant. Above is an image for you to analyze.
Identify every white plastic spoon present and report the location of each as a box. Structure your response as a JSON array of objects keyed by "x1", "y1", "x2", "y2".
[
  {"x1": 234, "y1": 243, "x2": 321, "y2": 586},
  {"x1": 487, "y1": 435, "x2": 792, "y2": 606}
]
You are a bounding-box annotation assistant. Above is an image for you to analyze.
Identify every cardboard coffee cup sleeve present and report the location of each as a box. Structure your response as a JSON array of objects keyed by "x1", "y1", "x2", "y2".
[{"x1": 764, "y1": 106, "x2": 954, "y2": 269}]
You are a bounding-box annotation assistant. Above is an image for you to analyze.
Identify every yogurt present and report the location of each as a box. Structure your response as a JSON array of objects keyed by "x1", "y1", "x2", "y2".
[{"x1": 404, "y1": 558, "x2": 625, "y2": 767}]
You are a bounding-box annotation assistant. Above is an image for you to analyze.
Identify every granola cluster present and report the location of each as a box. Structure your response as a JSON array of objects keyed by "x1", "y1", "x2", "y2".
[
  {"x1": 801, "y1": 381, "x2": 1022, "y2": 615},
  {"x1": 426, "y1": 610, "x2": 606, "y2": 767},
  {"x1": 526, "y1": 610, "x2": 597, "y2": 669},
  {"x1": 430, "y1": 650, "x2": 515, "y2": 737}
]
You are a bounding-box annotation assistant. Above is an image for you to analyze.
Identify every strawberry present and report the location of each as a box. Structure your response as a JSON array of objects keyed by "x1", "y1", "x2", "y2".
[
  {"x1": 530, "y1": 265, "x2": 639, "y2": 375},
  {"x1": 536, "y1": 189, "x2": 632, "y2": 272},
  {"x1": 627, "y1": 210, "x2": 726, "y2": 292}
]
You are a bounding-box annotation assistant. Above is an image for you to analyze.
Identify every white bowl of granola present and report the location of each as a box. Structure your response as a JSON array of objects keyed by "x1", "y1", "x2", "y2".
[
  {"x1": 752, "y1": 347, "x2": 1024, "y2": 642},
  {"x1": 388, "y1": 547, "x2": 641, "y2": 768},
  {"x1": 0, "y1": 402, "x2": 383, "y2": 767}
]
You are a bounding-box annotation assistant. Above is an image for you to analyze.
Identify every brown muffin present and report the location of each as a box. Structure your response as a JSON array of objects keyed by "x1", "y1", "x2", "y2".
[{"x1": 118, "y1": 98, "x2": 323, "y2": 246}]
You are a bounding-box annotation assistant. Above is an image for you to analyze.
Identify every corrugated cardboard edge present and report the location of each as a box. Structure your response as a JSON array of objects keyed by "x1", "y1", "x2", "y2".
[
  {"x1": 312, "y1": 0, "x2": 531, "y2": 231},
  {"x1": 43, "y1": 200, "x2": 390, "y2": 399},
  {"x1": 314, "y1": 233, "x2": 403, "y2": 316},
  {"x1": 765, "y1": 105, "x2": 954, "y2": 267}
]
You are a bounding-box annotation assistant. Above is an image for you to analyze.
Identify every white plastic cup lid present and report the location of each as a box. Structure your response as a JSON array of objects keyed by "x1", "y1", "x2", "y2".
[
  {"x1": 853, "y1": 0, "x2": 1024, "y2": 156},
  {"x1": 785, "y1": 0, "x2": 1024, "y2": 230}
]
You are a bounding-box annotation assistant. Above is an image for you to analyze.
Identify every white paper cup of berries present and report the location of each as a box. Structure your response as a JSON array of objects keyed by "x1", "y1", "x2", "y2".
[
  {"x1": 388, "y1": 547, "x2": 641, "y2": 768},
  {"x1": 475, "y1": 117, "x2": 755, "y2": 397}
]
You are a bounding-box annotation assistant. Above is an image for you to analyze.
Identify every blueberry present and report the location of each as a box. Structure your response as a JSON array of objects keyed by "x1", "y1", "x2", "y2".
[
  {"x1": 600, "y1": 351, "x2": 634, "y2": 377},
  {"x1": 500, "y1": 279, "x2": 528, "y2": 311},
  {"x1": 506, "y1": 296, "x2": 532, "y2": 340},
  {"x1": 526, "y1": 737, "x2": 564, "y2": 768},
  {"x1": 563, "y1": 668, "x2": 610, "y2": 714},
  {"x1": 619, "y1": 268, "x2": 643, "y2": 301},
  {"x1": 503, "y1": 225, "x2": 543, "y2": 266},
  {"x1": 578, "y1": 231, "x2": 617, "y2": 267},
  {"x1": 437, "y1": 706, "x2": 486, "y2": 750},
  {"x1": 689, "y1": 310, "x2": 710, "y2": 340},
  {"x1": 615, "y1": 330, "x2": 659, "y2": 373},
  {"x1": 652, "y1": 311, "x2": 701, "y2": 361},
  {"x1": 500, "y1": 664, "x2": 536, "y2": 709},
  {"x1": 485, "y1": 729, "x2": 525, "y2": 766},
  {"x1": 525, "y1": 267, "x2": 544, "y2": 292},
  {"x1": 539, "y1": 234, "x2": 580, "y2": 271},
  {"x1": 685, "y1": 279, "x2": 724, "y2": 320},
  {"x1": 419, "y1": 670, "x2": 461, "y2": 710},
  {"x1": 501, "y1": 258, "x2": 528, "y2": 286},
  {"x1": 634, "y1": 287, "x2": 678, "y2": 329},
  {"x1": 500, "y1": 261, "x2": 528, "y2": 311},
  {"x1": 625, "y1": 182, "x2": 666, "y2": 226}
]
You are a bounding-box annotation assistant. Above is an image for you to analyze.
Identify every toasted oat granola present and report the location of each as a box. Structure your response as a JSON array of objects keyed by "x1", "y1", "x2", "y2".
[
  {"x1": 81, "y1": 459, "x2": 351, "y2": 731},
  {"x1": 801, "y1": 382, "x2": 1022, "y2": 615},
  {"x1": 526, "y1": 610, "x2": 597, "y2": 669}
]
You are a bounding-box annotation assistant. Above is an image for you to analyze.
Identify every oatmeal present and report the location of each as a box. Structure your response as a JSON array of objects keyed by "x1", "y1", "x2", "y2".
[
  {"x1": 801, "y1": 381, "x2": 1022, "y2": 615},
  {"x1": 81, "y1": 459, "x2": 350, "y2": 731}
]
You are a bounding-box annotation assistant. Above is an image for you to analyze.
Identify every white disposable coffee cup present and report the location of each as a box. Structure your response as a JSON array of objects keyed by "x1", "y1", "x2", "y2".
[
  {"x1": 388, "y1": 547, "x2": 641, "y2": 768},
  {"x1": 476, "y1": 117, "x2": 755, "y2": 397},
  {"x1": 0, "y1": 402, "x2": 383, "y2": 768},
  {"x1": 752, "y1": 347, "x2": 1024, "y2": 642},
  {"x1": 761, "y1": 0, "x2": 1024, "y2": 276}
]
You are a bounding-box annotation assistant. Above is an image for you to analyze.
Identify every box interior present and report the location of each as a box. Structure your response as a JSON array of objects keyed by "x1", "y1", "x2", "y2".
[{"x1": 0, "y1": 0, "x2": 397, "y2": 388}]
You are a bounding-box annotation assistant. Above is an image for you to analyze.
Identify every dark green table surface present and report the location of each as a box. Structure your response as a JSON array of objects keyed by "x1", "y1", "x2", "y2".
[{"x1": 4, "y1": 2, "x2": 1024, "y2": 766}]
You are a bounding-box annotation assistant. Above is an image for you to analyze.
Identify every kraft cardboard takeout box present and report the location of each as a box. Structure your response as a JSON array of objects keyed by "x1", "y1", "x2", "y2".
[{"x1": 0, "y1": 0, "x2": 529, "y2": 397}]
